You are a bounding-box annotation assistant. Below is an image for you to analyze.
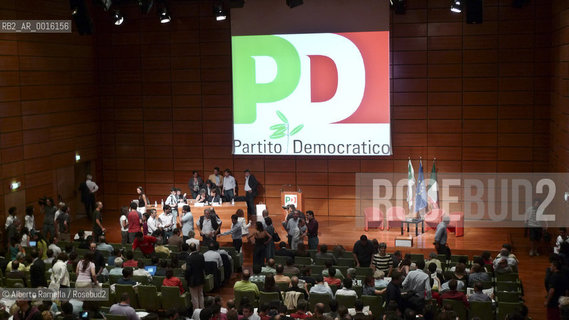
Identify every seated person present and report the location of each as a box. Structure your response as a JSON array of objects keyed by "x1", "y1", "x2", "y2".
[
  {"x1": 295, "y1": 243, "x2": 311, "y2": 258},
  {"x1": 109, "y1": 292, "x2": 140, "y2": 320},
  {"x1": 274, "y1": 264, "x2": 291, "y2": 285},
  {"x1": 315, "y1": 245, "x2": 336, "y2": 264},
  {"x1": 290, "y1": 300, "x2": 311, "y2": 319},
  {"x1": 275, "y1": 242, "x2": 295, "y2": 258},
  {"x1": 162, "y1": 268, "x2": 184, "y2": 294},
  {"x1": 195, "y1": 189, "x2": 208, "y2": 203},
  {"x1": 425, "y1": 252, "x2": 442, "y2": 273},
  {"x1": 283, "y1": 257, "x2": 300, "y2": 275},
  {"x1": 468, "y1": 282, "x2": 491, "y2": 302},
  {"x1": 108, "y1": 248, "x2": 121, "y2": 267},
  {"x1": 233, "y1": 270, "x2": 260, "y2": 298},
  {"x1": 468, "y1": 263, "x2": 491, "y2": 287},
  {"x1": 250, "y1": 265, "x2": 265, "y2": 283},
  {"x1": 117, "y1": 267, "x2": 136, "y2": 285},
  {"x1": 122, "y1": 251, "x2": 138, "y2": 268},
  {"x1": 353, "y1": 299, "x2": 373, "y2": 320},
  {"x1": 299, "y1": 267, "x2": 316, "y2": 286},
  {"x1": 324, "y1": 267, "x2": 342, "y2": 286},
  {"x1": 440, "y1": 279, "x2": 468, "y2": 308},
  {"x1": 373, "y1": 270, "x2": 389, "y2": 288},
  {"x1": 335, "y1": 278, "x2": 358, "y2": 297},
  {"x1": 109, "y1": 258, "x2": 124, "y2": 276},
  {"x1": 286, "y1": 276, "x2": 308, "y2": 299},
  {"x1": 133, "y1": 260, "x2": 152, "y2": 281},
  {"x1": 362, "y1": 275, "x2": 386, "y2": 296},
  {"x1": 208, "y1": 188, "x2": 221, "y2": 203},
  {"x1": 261, "y1": 259, "x2": 276, "y2": 274},
  {"x1": 309, "y1": 275, "x2": 334, "y2": 298},
  {"x1": 322, "y1": 260, "x2": 344, "y2": 279},
  {"x1": 262, "y1": 274, "x2": 283, "y2": 301}
]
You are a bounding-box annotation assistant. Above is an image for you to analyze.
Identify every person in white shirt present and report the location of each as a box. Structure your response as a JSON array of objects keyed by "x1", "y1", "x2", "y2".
[
  {"x1": 49, "y1": 253, "x2": 70, "y2": 289},
  {"x1": 165, "y1": 188, "x2": 179, "y2": 220},
  {"x1": 5, "y1": 207, "x2": 17, "y2": 230},
  {"x1": 54, "y1": 202, "x2": 66, "y2": 229},
  {"x1": 309, "y1": 275, "x2": 334, "y2": 298},
  {"x1": 185, "y1": 230, "x2": 200, "y2": 251},
  {"x1": 86, "y1": 174, "x2": 99, "y2": 193},
  {"x1": 147, "y1": 209, "x2": 161, "y2": 235},
  {"x1": 335, "y1": 278, "x2": 358, "y2": 297},
  {"x1": 120, "y1": 206, "x2": 129, "y2": 244},
  {"x1": 160, "y1": 206, "x2": 175, "y2": 240},
  {"x1": 109, "y1": 258, "x2": 124, "y2": 276},
  {"x1": 133, "y1": 260, "x2": 152, "y2": 281},
  {"x1": 180, "y1": 205, "x2": 194, "y2": 241},
  {"x1": 220, "y1": 214, "x2": 244, "y2": 253},
  {"x1": 555, "y1": 227, "x2": 569, "y2": 254},
  {"x1": 48, "y1": 237, "x2": 62, "y2": 257},
  {"x1": 203, "y1": 242, "x2": 223, "y2": 268},
  {"x1": 24, "y1": 206, "x2": 35, "y2": 233},
  {"x1": 221, "y1": 169, "x2": 236, "y2": 202},
  {"x1": 197, "y1": 209, "x2": 221, "y2": 245},
  {"x1": 526, "y1": 199, "x2": 543, "y2": 256}
]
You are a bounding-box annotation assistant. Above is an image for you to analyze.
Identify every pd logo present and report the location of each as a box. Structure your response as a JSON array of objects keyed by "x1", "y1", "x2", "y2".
[
  {"x1": 232, "y1": 31, "x2": 391, "y2": 156},
  {"x1": 284, "y1": 194, "x2": 298, "y2": 206},
  {"x1": 232, "y1": 31, "x2": 389, "y2": 125}
]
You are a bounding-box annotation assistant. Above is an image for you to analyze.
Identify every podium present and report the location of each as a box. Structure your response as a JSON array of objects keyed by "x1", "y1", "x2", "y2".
[{"x1": 281, "y1": 186, "x2": 303, "y2": 214}]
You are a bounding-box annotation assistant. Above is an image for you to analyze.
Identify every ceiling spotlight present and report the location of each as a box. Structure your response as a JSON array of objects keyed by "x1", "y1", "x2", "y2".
[
  {"x1": 286, "y1": 0, "x2": 303, "y2": 8},
  {"x1": 113, "y1": 10, "x2": 124, "y2": 25},
  {"x1": 450, "y1": 0, "x2": 462, "y2": 13},
  {"x1": 213, "y1": 3, "x2": 227, "y2": 21},
  {"x1": 137, "y1": 0, "x2": 153, "y2": 14},
  {"x1": 391, "y1": 0, "x2": 406, "y2": 14},
  {"x1": 159, "y1": 7, "x2": 171, "y2": 23}
]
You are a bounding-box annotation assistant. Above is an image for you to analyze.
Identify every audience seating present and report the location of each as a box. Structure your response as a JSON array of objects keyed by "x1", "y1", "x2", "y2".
[
  {"x1": 308, "y1": 293, "x2": 331, "y2": 312},
  {"x1": 337, "y1": 258, "x2": 355, "y2": 267},
  {"x1": 277, "y1": 282, "x2": 290, "y2": 292},
  {"x1": 137, "y1": 285, "x2": 161, "y2": 311},
  {"x1": 361, "y1": 295, "x2": 383, "y2": 319},
  {"x1": 496, "y1": 273, "x2": 519, "y2": 282},
  {"x1": 468, "y1": 301, "x2": 493, "y2": 320},
  {"x1": 335, "y1": 295, "x2": 356, "y2": 308},
  {"x1": 496, "y1": 302, "x2": 524, "y2": 320},
  {"x1": 442, "y1": 299, "x2": 467, "y2": 320},
  {"x1": 295, "y1": 256, "x2": 312, "y2": 265},
  {"x1": 105, "y1": 315, "x2": 127, "y2": 320},
  {"x1": 259, "y1": 291, "x2": 281, "y2": 305},
  {"x1": 115, "y1": 284, "x2": 139, "y2": 308},
  {"x1": 495, "y1": 291, "x2": 522, "y2": 303},
  {"x1": 235, "y1": 290, "x2": 258, "y2": 309},
  {"x1": 161, "y1": 286, "x2": 189, "y2": 310}
]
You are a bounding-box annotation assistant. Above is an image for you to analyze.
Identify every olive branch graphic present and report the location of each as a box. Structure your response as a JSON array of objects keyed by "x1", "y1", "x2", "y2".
[{"x1": 269, "y1": 110, "x2": 304, "y2": 153}]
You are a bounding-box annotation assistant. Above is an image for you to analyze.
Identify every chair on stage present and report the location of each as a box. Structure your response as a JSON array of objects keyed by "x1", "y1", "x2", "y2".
[
  {"x1": 424, "y1": 208, "x2": 443, "y2": 230},
  {"x1": 364, "y1": 207, "x2": 384, "y2": 231},
  {"x1": 448, "y1": 211, "x2": 464, "y2": 237},
  {"x1": 385, "y1": 206, "x2": 406, "y2": 230}
]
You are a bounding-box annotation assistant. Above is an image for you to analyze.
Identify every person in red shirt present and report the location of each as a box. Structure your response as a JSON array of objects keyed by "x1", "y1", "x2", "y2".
[
  {"x1": 290, "y1": 300, "x2": 311, "y2": 319},
  {"x1": 440, "y1": 279, "x2": 469, "y2": 308},
  {"x1": 127, "y1": 202, "x2": 142, "y2": 243},
  {"x1": 122, "y1": 250, "x2": 138, "y2": 268},
  {"x1": 162, "y1": 268, "x2": 184, "y2": 294},
  {"x1": 132, "y1": 232, "x2": 157, "y2": 257},
  {"x1": 323, "y1": 267, "x2": 342, "y2": 287}
]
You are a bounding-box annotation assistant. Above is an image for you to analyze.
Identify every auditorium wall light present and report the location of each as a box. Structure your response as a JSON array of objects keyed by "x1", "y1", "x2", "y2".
[
  {"x1": 159, "y1": 7, "x2": 171, "y2": 23},
  {"x1": 75, "y1": 152, "x2": 81, "y2": 162},
  {"x1": 214, "y1": 2, "x2": 227, "y2": 21},
  {"x1": 450, "y1": 0, "x2": 463, "y2": 13},
  {"x1": 113, "y1": 10, "x2": 124, "y2": 25},
  {"x1": 10, "y1": 181, "x2": 21, "y2": 192}
]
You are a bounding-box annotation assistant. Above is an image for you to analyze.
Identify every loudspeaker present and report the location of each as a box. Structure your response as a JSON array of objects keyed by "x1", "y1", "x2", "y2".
[{"x1": 466, "y1": 0, "x2": 483, "y2": 24}]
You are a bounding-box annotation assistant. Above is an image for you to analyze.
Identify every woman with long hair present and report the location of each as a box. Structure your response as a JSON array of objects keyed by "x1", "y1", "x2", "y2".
[
  {"x1": 136, "y1": 186, "x2": 148, "y2": 214},
  {"x1": 263, "y1": 274, "x2": 282, "y2": 300},
  {"x1": 119, "y1": 206, "x2": 129, "y2": 244},
  {"x1": 248, "y1": 222, "x2": 272, "y2": 267},
  {"x1": 75, "y1": 252, "x2": 98, "y2": 288}
]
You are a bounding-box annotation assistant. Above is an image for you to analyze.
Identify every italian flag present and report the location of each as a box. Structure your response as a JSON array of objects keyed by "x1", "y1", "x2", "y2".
[
  {"x1": 427, "y1": 160, "x2": 438, "y2": 208},
  {"x1": 407, "y1": 159, "x2": 415, "y2": 210}
]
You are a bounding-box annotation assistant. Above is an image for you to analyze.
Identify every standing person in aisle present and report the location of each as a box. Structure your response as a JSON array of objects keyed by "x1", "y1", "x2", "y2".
[
  {"x1": 92, "y1": 202, "x2": 105, "y2": 241},
  {"x1": 222, "y1": 169, "x2": 236, "y2": 202},
  {"x1": 306, "y1": 211, "x2": 319, "y2": 250},
  {"x1": 243, "y1": 169, "x2": 259, "y2": 219},
  {"x1": 220, "y1": 214, "x2": 243, "y2": 253},
  {"x1": 127, "y1": 202, "x2": 141, "y2": 243}
]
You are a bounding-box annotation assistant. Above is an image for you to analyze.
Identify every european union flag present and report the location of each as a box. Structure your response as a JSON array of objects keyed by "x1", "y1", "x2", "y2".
[{"x1": 415, "y1": 160, "x2": 427, "y2": 212}]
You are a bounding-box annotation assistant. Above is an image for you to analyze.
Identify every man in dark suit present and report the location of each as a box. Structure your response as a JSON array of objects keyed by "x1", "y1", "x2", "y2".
[
  {"x1": 185, "y1": 243, "x2": 206, "y2": 310},
  {"x1": 243, "y1": 169, "x2": 258, "y2": 220},
  {"x1": 29, "y1": 250, "x2": 47, "y2": 288}
]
